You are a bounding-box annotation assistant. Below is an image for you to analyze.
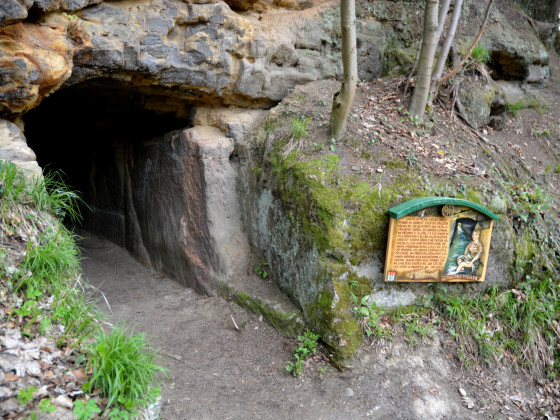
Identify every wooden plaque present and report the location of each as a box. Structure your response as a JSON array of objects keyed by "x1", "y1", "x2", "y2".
[{"x1": 384, "y1": 198, "x2": 499, "y2": 283}]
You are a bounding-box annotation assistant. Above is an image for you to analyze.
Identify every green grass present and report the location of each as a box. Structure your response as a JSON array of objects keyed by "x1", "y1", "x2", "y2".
[
  {"x1": 85, "y1": 325, "x2": 167, "y2": 413},
  {"x1": 504, "y1": 100, "x2": 527, "y2": 116},
  {"x1": 429, "y1": 275, "x2": 560, "y2": 377},
  {"x1": 470, "y1": 44, "x2": 492, "y2": 65},
  {"x1": 0, "y1": 161, "x2": 166, "y2": 415},
  {"x1": 351, "y1": 270, "x2": 558, "y2": 378},
  {"x1": 0, "y1": 161, "x2": 84, "y2": 221},
  {"x1": 353, "y1": 296, "x2": 393, "y2": 340},
  {"x1": 291, "y1": 116, "x2": 310, "y2": 140}
]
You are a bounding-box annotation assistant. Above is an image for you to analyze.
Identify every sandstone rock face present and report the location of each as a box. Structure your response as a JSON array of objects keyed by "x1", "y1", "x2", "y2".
[
  {"x1": 0, "y1": 23, "x2": 74, "y2": 117},
  {"x1": 125, "y1": 126, "x2": 234, "y2": 294},
  {"x1": 0, "y1": 0, "x2": 33, "y2": 28},
  {"x1": 0, "y1": 119, "x2": 40, "y2": 174},
  {"x1": 0, "y1": 0, "x2": 550, "y2": 121},
  {"x1": 0, "y1": 0, "x2": 103, "y2": 27},
  {"x1": 478, "y1": 2, "x2": 550, "y2": 85},
  {"x1": 60, "y1": 0, "x2": 341, "y2": 107},
  {"x1": 68, "y1": 112, "x2": 262, "y2": 295}
]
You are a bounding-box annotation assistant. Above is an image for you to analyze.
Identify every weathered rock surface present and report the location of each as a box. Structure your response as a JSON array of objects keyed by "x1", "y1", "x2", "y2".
[
  {"x1": 0, "y1": 0, "x2": 552, "y2": 122},
  {"x1": 0, "y1": 119, "x2": 40, "y2": 174},
  {"x1": 0, "y1": 23, "x2": 74, "y2": 117},
  {"x1": 458, "y1": 81, "x2": 495, "y2": 129},
  {"x1": 75, "y1": 118, "x2": 262, "y2": 296},
  {"x1": 0, "y1": 0, "x2": 33, "y2": 28},
  {"x1": 60, "y1": 0, "x2": 342, "y2": 107},
  {"x1": 0, "y1": 0, "x2": 101, "y2": 26}
]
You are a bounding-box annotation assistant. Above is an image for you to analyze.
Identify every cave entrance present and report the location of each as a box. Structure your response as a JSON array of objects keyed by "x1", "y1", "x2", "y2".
[
  {"x1": 23, "y1": 78, "x2": 251, "y2": 295},
  {"x1": 24, "y1": 79, "x2": 192, "y2": 247}
]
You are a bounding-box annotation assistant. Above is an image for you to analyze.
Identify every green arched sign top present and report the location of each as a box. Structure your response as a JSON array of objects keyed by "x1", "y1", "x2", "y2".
[{"x1": 389, "y1": 197, "x2": 499, "y2": 221}]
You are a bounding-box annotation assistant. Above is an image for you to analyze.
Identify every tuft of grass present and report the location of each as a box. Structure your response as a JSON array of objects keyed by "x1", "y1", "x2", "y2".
[
  {"x1": 85, "y1": 325, "x2": 167, "y2": 413},
  {"x1": 2, "y1": 161, "x2": 98, "y2": 346},
  {"x1": 29, "y1": 170, "x2": 86, "y2": 222},
  {"x1": 0, "y1": 161, "x2": 85, "y2": 221},
  {"x1": 282, "y1": 115, "x2": 311, "y2": 157},
  {"x1": 504, "y1": 100, "x2": 527, "y2": 116},
  {"x1": 0, "y1": 160, "x2": 28, "y2": 215},
  {"x1": 470, "y1": 44, "x2": 492, "y2": 65},
  {"x1": 291, "y1": 115, "x2": 310, "y2": 140},
  {"x1": 431, "y1": 275, "x2": 560, "y2": 377}
]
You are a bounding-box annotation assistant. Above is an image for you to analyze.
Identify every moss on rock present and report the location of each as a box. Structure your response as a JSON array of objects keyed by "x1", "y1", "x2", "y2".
[{"x1": 240, "y1": 84, "x2": 559, "y2": 366}]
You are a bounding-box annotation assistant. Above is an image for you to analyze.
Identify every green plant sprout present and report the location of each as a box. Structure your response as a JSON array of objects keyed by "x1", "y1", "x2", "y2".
[
  {"x1": 291, "y1": 116, "x2": 310, "y2": 140},
  {"x1": 254, "y1": 261, "x2": 269, "y2": 279},
  {"x1": 18, "y1": 386, "x2": 37, "y2": 405},
  {"x1": 73, "y1": 399, "x2": 101, "y2": 420},
  {"x1": 285, "y1": 330, "x2": 319, "y2": 376},
  {"x1": 38, "y1": 398, "x2": 57, "y2": 414}
]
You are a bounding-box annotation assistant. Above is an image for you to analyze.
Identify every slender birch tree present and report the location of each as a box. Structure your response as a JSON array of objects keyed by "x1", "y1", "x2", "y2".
[
  {"x1": 408, "y1": 0, "x2": 440, "y2": 122},
  {"x1": 329, "y1": 0, "x2": 357, "y2": 141},
  {"x1": 430, "y1": 0, "x2": 464, "y2": 96},
  {"x1": 409, "y1": 0, "x2": 494, "y2": 122}
]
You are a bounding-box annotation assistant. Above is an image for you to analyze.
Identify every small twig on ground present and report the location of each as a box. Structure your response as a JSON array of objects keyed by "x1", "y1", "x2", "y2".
[{"x1": 230, "y1": 314, "x2": 240, "y2": 331}]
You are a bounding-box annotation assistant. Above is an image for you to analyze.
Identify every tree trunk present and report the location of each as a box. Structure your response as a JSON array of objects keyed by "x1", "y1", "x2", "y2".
[
  {"x1": 430, "y1": 0, "x2": 464, "y2": 96},
  {"x1": 435, "y1": 0, "x2": 452, "y2": 42},
  {"x1": 438, "y1": 0, "x2": 494, "y2": 86},
  {"x1": 408, "y1": 0, "x2": 439, "y2": 123},
  {"x1": 329, "y1": 0, "x2": 357, "y2": 141}
]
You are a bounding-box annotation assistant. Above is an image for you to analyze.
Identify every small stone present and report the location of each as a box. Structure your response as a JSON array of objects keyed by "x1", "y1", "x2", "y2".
[
  {"x1": 0, "y1": 398, "x2": 19, "y2": 413},
  {"x1": 36, "y1": 385, "x2": 50, "y2": 398},
  {"x1": 462, "y1": 396, "x2": 475, "y2": 409},
  {"x1": 0, "y1": 386, "x2": 11, "y2": 399},
  {"x1": 458, "y1": 387, "x2": 467, "y2": 397},
  {"x1": 1, "y1": 337, "x2": 19, "y2": 349},
  {"x1": 55, "y1": 395, "x2": 74, "y2": 409},
  {"x1": 376, "y1": 168, "x2": 383, "y2": 173},
  {"x1": 351, "y1": 166, "x2": 360, "y2": 172},
  {"x1": 344, "y1": 387, "x2": 355, "y2": 397},
  {"x1": 68, "y1": 390, "x2": 83, "y2": 398}
]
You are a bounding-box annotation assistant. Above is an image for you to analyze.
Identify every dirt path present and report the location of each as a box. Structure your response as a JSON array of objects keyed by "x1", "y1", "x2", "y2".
[{"x1": 80, "y1": 234, "x2": 533, "y2": 420}]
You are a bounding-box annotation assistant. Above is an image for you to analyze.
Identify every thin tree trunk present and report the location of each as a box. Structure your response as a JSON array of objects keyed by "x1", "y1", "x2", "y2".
[
  {"x1": 408, "y1": 0, "x2": 439, "y2": 122},
  {"x1": 435, "y1": 0, "x2": 452, "y2": 42},
  {"x1": 405, "y1": 0, "x2": 449, "y2": 98},
  {"x1": 329, "y1": 0, "x2": 358, "y2": 141},
  {"x1": 430, "y1": 0, "x2": 463, "y2": 96},
  {"x1": 438, "y1": 0, "x2": 494, "y2": 86}
]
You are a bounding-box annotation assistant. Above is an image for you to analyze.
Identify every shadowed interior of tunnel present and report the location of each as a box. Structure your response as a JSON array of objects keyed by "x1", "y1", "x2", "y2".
[{"x1": 23, "y1": 79, "x2": 193, "y2": 249}]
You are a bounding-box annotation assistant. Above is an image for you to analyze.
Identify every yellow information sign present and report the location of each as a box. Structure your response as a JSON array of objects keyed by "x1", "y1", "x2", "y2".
[{"x1": 384, "y1": 199, "x2": 497, "y2": 282}]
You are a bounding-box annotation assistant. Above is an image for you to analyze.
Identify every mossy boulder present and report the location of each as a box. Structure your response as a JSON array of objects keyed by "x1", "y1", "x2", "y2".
[
  {"x1": 458, "y1": 81, "x2": 495, "y2": 128},
  {"x1": 237, "y1": 82, "x2": 558, "y2": 367}
]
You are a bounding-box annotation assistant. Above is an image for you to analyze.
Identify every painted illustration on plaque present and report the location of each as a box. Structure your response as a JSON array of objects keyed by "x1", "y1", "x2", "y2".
[{"x1": 384, "y1": 198, "x2": 498, "y2": 283}]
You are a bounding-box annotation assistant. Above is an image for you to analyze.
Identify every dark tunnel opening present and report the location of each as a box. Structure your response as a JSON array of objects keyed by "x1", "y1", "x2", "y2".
[{"x1": 23, "y1": 79, "x2": 192, "y2": 246}]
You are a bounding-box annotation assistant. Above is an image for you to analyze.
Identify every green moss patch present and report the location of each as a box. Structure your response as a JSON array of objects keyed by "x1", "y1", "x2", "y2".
[{"x1": 219, "y1": 283, "x2": 305, "y2": 337}]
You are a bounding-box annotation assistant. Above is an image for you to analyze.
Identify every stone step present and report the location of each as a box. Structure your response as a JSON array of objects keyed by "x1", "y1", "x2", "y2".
[{"x1": 219, "y1": 273, "x2": 305, "y2": 338}]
